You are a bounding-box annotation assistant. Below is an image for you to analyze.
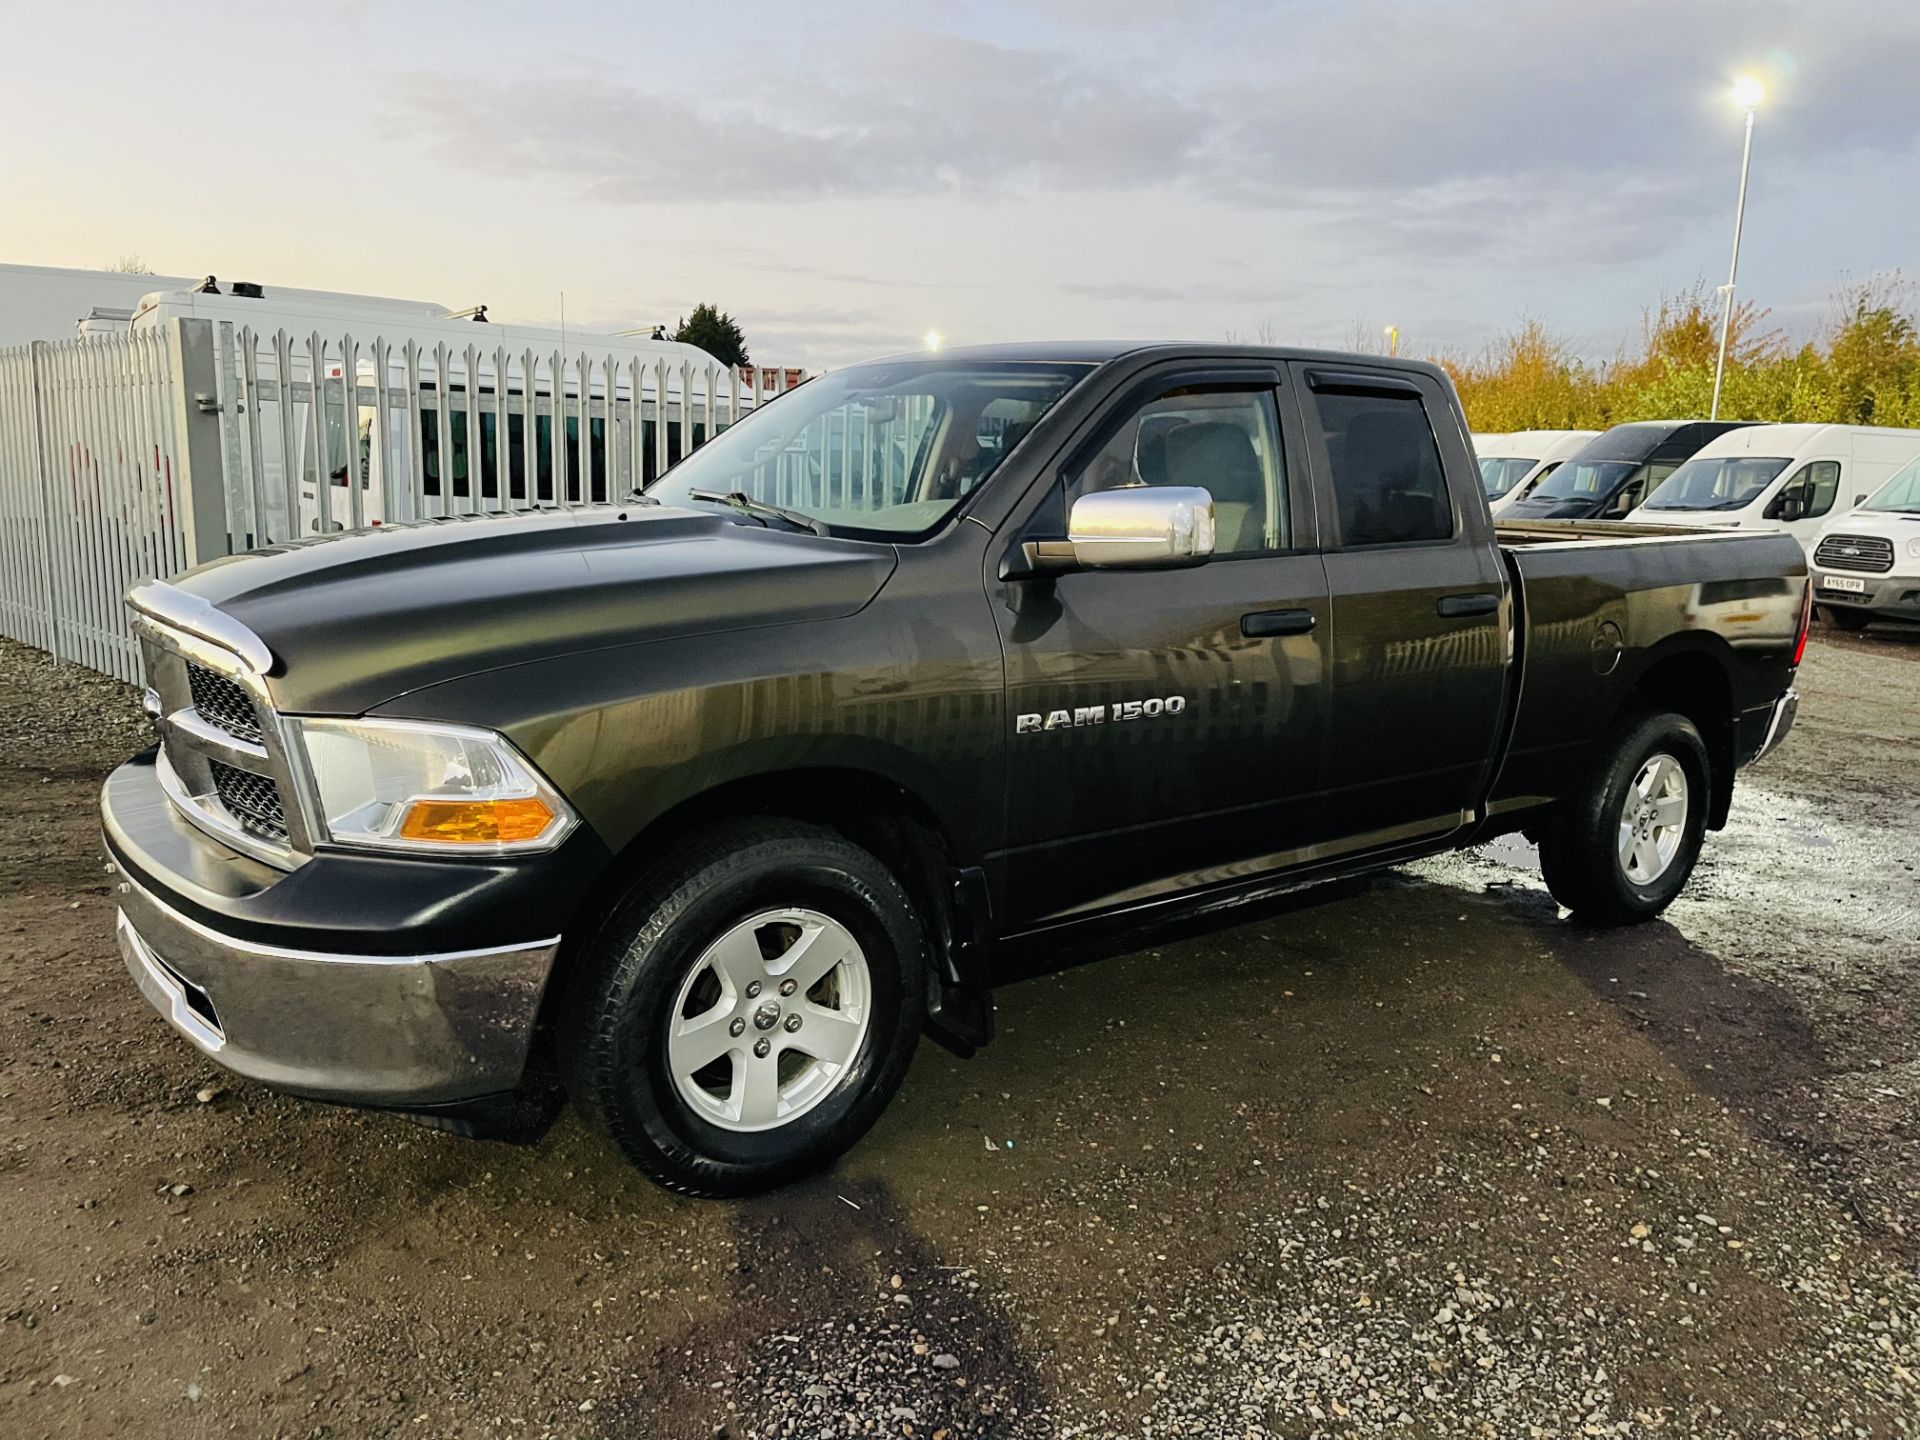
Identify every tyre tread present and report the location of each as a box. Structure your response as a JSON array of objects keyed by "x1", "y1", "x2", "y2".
[
  {"x1": 1537, "y1": 707, "x2": 1710, "y2": 927},
  {"x1": 558, "y1": 818, "x2": 923, "y2": 1196}
]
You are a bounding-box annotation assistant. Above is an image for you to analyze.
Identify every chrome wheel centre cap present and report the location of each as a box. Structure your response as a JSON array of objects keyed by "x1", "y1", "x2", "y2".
[{"x1": 752, "y1": 1001, "x2": 782, "y2": 1031}]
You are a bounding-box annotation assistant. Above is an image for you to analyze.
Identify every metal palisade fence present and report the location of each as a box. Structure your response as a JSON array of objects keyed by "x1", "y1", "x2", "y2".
[
  {"x1": 206, "y1": 322, "x2": 771, "y2": 545},
  {"x1": 0, "y1": 318, "x2": 787, "y2": 684},
  {"x1": 0, "y1": 327, "x2": 193, "y2": 682}
]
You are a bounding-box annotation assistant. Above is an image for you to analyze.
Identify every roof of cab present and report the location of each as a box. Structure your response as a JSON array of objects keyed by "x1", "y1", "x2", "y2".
[{"x1": 854, "y1": 340, "x2": 1455, "y2": 381}]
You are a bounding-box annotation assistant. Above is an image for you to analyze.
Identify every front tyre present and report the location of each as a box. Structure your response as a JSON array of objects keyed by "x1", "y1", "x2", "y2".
[
  {"x1": 1822, "y1": 605, "x2": 1872, "y2": 632},
  {"x1": 560, "y1": 820, "x2": 925, "y2": 1195},
  {"x1": 1537, "y1": 709, "x2": 1710, "y2": 926}
]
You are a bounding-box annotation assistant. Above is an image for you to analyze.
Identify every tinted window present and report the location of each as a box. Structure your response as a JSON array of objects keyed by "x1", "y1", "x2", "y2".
[
  {"x1": 1068, "y1": 387, "x2": 1288, "y2": 554},
  {"x1": 1305, "y1": 390, "x2": 1452, "y2": 546}
]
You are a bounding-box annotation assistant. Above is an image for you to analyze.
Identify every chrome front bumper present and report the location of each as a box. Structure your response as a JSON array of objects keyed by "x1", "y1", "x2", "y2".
[{"x1": 115, "y1": 871, "x2": 559, "y2": 1106}]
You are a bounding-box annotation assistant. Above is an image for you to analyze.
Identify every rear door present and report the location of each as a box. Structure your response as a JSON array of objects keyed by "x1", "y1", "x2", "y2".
[
  {"x1": 991, "y1": 365, "x2": 1330, "y2": 928},
  {"x1": 1289, "y1": 364, "x2": 1508, "y2": 848}
]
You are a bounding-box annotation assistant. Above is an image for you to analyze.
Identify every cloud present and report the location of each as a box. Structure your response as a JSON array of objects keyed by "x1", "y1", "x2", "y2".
[
  {"x1": 1059, "y1": 278, "x2": 1311, "y2": 306},
  {"x1": 381, "y1": 2, "x2": 1920, "y2": 278},
  {"x1": 387, "y1": 29, "x2": 1212, "y2": 205}
]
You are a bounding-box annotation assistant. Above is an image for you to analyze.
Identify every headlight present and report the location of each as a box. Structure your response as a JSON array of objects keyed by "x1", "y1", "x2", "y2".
[{"x1": 290, "y1": 717, "x2": 574, "y2": 854}]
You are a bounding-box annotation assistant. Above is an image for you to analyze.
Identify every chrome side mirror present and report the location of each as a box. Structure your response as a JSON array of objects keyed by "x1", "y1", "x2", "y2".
[{"x1": 1065, "y1": 486, "x2": 1216, "y2": 570}]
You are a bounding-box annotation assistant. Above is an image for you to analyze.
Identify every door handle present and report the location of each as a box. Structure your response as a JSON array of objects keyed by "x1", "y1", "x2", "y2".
[
  {"x1": 1436, "y1": 593, "x2": 1499, "y2": 619},
  {"x1": 1241, "y1": 608, "x2": 1316, "y2": 637}
]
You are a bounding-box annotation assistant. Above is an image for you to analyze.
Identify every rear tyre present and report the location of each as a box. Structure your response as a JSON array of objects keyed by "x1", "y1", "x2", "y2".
[
  {"x1": 1823, "y1": 606, "x2": 1872, "y2": 632},
  {"x1": 559, "y1": 819, "x2": 925, "y2": 1196},
  {"x1": 1537, "y1": 709, "x2": 1710, "y2": 926}
]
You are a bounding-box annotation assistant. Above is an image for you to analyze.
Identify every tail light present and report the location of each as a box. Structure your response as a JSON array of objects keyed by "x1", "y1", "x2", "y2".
[{"x1": 1791, "y1": 578, "x2": 1813, "y2": 667}]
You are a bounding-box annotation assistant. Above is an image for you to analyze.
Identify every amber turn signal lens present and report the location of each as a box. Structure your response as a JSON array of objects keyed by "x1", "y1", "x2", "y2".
[{"x1": 397, "y1": 797, "x2": 556, "y2": 845}]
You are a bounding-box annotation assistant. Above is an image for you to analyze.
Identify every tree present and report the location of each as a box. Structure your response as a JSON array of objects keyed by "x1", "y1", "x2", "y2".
[
  {"x1": 1434, "y1": 272, "x2": 1920, "y2": 430},
  {"x1": 673, "y1": 304, "x2": 750, "y2": 368},
  {"x1": 108, "y1": 254, "x2": 156, "y2": 274},
  {"x1": 1821, "y1": 275, "x2": 1919, "y2": 424},
  {"x1": 1439, "y1": 318, "x2": 1602, "y2": 431}
]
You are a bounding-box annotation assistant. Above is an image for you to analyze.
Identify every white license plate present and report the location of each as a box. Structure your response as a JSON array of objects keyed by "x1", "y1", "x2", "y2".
[{"x1": 1823, "y1": 575, "x2": 1867, "y2": 593}]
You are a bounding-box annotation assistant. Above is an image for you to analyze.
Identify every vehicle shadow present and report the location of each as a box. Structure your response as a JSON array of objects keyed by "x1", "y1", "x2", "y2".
[
  {"x1": 606, "y1": 1174, "x2": 1051, "y2": 1437},
  {"x1": 1470, "y1": 877, "x2": 1893, "y2": 1244}
]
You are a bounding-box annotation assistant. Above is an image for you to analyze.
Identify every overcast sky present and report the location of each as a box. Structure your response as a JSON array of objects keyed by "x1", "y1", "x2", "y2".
[{"x1": 3, "y1": 0, "x2": 1915, "y2": 368}]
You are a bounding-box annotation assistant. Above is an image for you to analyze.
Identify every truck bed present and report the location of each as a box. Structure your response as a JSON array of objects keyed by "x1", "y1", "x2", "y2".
[{"x1": 1487, "y1": 522, "x2": 1806, "y2": 827}]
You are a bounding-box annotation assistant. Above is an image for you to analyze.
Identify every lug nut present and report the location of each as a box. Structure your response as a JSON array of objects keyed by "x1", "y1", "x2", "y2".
[
  {"x1": 778, "y1": 978, "x2": 797, "y2": 997},
  {"x1": 784, "y1": 1013, "x2": 802, "y2": 1032},
  {"x1": 744, "y1": 980, "x2": 762, "y2": 999},
  {"x1": 753, "y1": 1037, "x2": 772, "y2": 1058},
  {"x1": 728, "y1": 1017, "x2": 746, "y2": 1037}
]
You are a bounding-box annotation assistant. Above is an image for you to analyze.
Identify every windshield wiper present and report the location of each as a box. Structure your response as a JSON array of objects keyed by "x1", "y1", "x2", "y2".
[{"x1": 686, "y1": 488, "x2": 828, "y2": 535}]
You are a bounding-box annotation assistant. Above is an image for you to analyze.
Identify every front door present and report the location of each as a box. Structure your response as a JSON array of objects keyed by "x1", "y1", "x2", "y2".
[
  {"x1": 991, "y1": 369, "x2": 1331, "y2": 929},
  {"x1": 1769, "y1": 459, "x2": 1844, "y2": 547}
]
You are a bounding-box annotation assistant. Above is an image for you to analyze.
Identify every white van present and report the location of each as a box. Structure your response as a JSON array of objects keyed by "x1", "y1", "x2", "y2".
[
  {"x1": 1626, "y1": 423, "x2": 1920, "y2": 551},
  {"x1": 1477, "y1": 429, "x2": 1601, "y2": 515},
  {"x1": 129, "y1": 285, "x2": 742, "y2": 535},
  {"x1": 1806, "y1": 455, "x2": 1920, "y2": 630}
]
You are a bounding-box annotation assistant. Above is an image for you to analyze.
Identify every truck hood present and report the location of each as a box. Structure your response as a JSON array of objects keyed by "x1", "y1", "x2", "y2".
[{"x1": 166, "y1": 506, "x2": 897, "y2": 714}]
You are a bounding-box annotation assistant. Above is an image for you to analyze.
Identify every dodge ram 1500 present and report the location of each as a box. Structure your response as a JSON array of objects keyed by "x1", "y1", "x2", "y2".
[{"x1": 103, "y1": 343, "x2": 1807, "y2": 1194}]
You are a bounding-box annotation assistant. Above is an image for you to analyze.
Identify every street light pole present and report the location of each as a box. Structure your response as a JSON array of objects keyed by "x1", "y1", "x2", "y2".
[{"x1": 1711, "y1": 80, "x2": 1763, "y2": 420}]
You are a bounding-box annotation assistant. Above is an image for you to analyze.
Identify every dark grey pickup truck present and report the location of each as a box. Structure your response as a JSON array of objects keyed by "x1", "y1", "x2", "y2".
[{"x1": 102, "y1": 343, "x2": 1808, "y2": 1194}]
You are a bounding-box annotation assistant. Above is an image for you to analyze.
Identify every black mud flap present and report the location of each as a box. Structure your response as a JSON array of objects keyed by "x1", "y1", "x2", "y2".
[
  {"x1": 925, "y1": 866, "x2": 994, "y2": 1058},
  {"x1": 389, "y1": 1079, "x2": 568, "y2": 1143}
]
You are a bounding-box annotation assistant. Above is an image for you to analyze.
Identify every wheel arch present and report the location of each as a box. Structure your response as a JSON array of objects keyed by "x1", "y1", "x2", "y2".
[
  {"x1": 1618, "y1": 637, "x2": 1737, "y2": 829},
  {"x1": 535, "y1": 762, "x2": 985, "y2": 1058}
]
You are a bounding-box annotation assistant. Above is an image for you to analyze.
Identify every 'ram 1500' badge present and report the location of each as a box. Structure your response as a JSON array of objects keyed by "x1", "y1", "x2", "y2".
[{"x1": 1016, "y1": 695, "x2": 1187, "y2": 733}]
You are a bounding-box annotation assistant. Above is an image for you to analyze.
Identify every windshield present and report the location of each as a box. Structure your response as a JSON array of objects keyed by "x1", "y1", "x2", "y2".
[
  {"x1": 645, "y1": 360, "x2": 1092, "y2": 536},
  {"x1": 1641, "y1": 455, "x2": 1790, "y2": 511},
  {"x1": 1478, "y1": 456, "x2": 1538, "y2": 499},
  {"x1": 1528, "y1": 458, "x2": 1639, "y2": 503},
  {"x1": 1861, "y1": 456, "x2": 1920, "y2": 514}
]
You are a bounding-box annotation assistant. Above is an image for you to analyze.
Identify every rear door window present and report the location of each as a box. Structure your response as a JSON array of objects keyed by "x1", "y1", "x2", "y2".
[{"x1": 1299, "y1": 385, "x2": 1452, "y2": 546}]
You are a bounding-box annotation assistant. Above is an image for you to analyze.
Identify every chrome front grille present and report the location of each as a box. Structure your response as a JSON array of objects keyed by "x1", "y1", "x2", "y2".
[
  {"x1": 208, "y1": 759, "x2": 289, "y2": 843},
  {"x1": 1814, "y1": 534, "x2": 1894, "y2": 574},
  {"x1": 186, "y1": 663, "x2": 264, "y2": 743},
  {"x1": 127, "y1": 581, "x2": 309, "y2": 870}
]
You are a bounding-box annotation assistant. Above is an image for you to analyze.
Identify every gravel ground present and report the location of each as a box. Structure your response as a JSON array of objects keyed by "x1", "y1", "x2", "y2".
[{"x1": 1, "y1": 623, "x2": 1917, "y2": 1439}]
